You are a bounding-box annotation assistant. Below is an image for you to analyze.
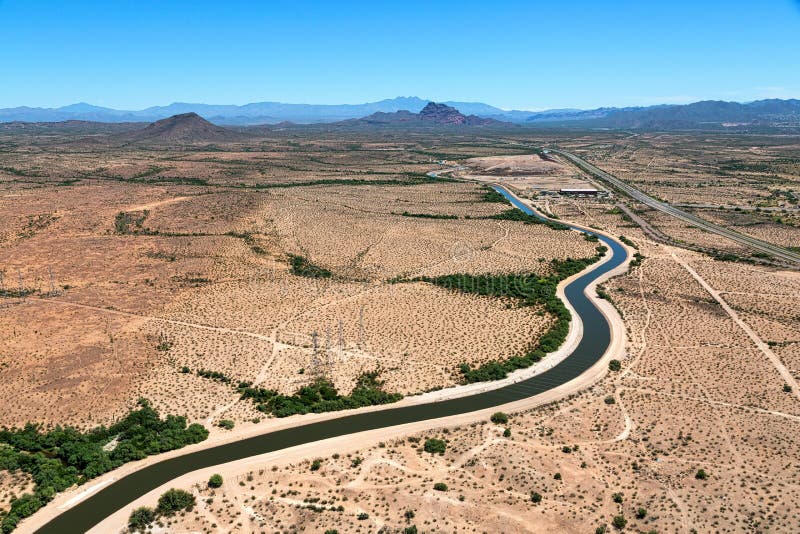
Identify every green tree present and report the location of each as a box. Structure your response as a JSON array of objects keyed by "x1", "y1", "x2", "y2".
[
  {"x1": 490, "y1": 412, "x2": 509, "y2": 424},
  {"x1": 612, "y1": 515, "x2": 627, "y2": 529},
  {"x1": 531, "y1": 491, "x2": 542, "y2": 503},
  {"x1": 208, "y1": 474, "x2": 223, "y2": 488},
  {"x1": 609, "y1": 359, "x2": 622, "y2": 372},
  {"x1": 217, "y1": 419, "x2": 235, "y2": 430},
  {"x1": 423, "y1": 438, "x2": 447, "y2": 455},
  {"x1": 128, "y1": 506, "x2": 155, "y2": 531},
  {"x1": 433, "y1": 482, "x2": 448, "y2": 491},
  {"x1": 156, "y1": 488, "x2": 196, "y2": 516}
]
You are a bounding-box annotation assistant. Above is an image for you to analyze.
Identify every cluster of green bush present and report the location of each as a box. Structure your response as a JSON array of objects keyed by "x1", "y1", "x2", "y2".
[
  {"x1": 480, "y1": 186, "x2": 510, "y2": 203},
  {"x1": 287, "y1": 254, "x2": 333, "y2": 279},
  {"x1": 618, "y1": 235, "x2": 638, "y2": 249},
  {"x1": 196, "y1": 369, "x2": 232, "y2": 384},
  {"x1": 238, "y1": 372, "x2": 402, "y2": 418},
  {"x1": 114, "y1": 210, "x2": 153, "y2": 235},
  {"x1": 485, "y1": 209, "x2": 570, "y2": 231},
  {"x1": 629, "y1": 252, "x2": 645, "y2": 267},
  {"x1": 423, "y1": 438, "x2": 447, "y2": 455},
  {"x1": 128, "y1": 488, "x2": 196, "y2": 532},
  {"x1": 398, "y1": 211, "x2": 458, "y2": 220},
  {"x1": 412, "y1": 252, "x2": 605, "y2": 384},
  {"x1": 225, "y1": 231, "x2": 267, "y2": 255},
  {"x1": 0, "y1": 399, "x2": 208, "y2": 533}
]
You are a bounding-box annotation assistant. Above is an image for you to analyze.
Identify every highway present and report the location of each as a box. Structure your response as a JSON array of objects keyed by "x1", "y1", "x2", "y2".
[{"x1": 550, "y1": 148, "x2": 800, "y2": 265}]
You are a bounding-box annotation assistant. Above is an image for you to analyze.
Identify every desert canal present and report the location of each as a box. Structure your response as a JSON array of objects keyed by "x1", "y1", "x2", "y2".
[{"x1": 36, "y1": 186, "x2": 628, "y2": 533}]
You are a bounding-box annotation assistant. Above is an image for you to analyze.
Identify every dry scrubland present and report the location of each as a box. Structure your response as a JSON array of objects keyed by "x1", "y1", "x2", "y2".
[
  {"x1": 4, "y1": 129, "x2": 800, "y2": 533},
  {"x1": 161, "y1": 181, "x2": 800, "y2": 533},
  {"x1": 0, "y1": 131, "x2": 598, "y2": 430}
]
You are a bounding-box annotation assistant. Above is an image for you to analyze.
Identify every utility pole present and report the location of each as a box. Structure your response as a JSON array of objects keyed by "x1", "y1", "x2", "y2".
[
  {"x1": 338, "y1": 319, "x2": 344, "y2": 357},
  {"x1": 358, "y1": 306, "x2": 365, "y2": 349},
  {"x1": 48, "y1": 266, "x2": 56, "y2": 295},
  {"x1": 310, "y1": 330, "x2": 320, "y2": 378}
]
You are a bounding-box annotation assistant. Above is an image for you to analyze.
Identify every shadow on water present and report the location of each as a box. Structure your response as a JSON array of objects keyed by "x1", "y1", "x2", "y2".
[{"x1": 37, "y1": 185, "x2": 627, "y2": 533}]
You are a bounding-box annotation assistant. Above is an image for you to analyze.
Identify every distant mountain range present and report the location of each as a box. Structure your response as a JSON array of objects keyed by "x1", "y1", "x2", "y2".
[
  {"x1": 339, "y1": 102, "x2": 503, "y2": 127},
  {"x1": 1, "y1": 97, "x2": 799, "y2": 130}
]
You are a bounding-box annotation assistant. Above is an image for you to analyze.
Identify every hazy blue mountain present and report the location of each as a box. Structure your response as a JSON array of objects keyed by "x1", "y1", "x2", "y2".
[
  {"x1": 1, "y1": 97, "x2": 799, "y2": 129},
  {"x1": 537, "y1": 99, "x2": 800, "y2": 129}
]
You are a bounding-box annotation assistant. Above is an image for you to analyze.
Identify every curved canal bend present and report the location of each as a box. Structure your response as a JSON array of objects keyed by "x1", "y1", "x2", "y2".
[{"x1": 37, "y1": 186, "x2": 628, "y2": 533}]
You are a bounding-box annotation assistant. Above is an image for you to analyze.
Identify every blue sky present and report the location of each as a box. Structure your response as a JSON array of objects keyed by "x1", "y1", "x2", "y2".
[{"x1": 2, "y1": 0, "x2": 799, "y2": 110}]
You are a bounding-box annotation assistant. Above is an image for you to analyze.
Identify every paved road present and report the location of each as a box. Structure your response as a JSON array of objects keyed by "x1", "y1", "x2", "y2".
[{"x1": 550, "y1": 149, "x2": 800, "y2": 265}]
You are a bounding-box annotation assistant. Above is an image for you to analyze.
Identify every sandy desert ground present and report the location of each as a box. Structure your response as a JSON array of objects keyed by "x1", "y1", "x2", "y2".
[
  {"x1": 3, "y1": 130, "x2": 800, "y2": 533},
  {"x1": 150, "y1": 166, "x2": 800, "y2": 534},
  {"x1": 0, "y1": 134, "x2": 599, "y2": 431}
]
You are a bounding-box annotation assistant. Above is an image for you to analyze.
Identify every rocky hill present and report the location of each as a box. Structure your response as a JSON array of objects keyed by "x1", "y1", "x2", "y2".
[
  {"x1": 119, "y1": 113, "x2": 246, "y2": 143},
  {"x1": 340, "y1": 102, "x2": 505, "y2": 127}
]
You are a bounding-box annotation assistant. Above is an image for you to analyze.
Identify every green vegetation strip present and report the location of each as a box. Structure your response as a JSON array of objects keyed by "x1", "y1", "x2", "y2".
[
  {"x1": 397, "y1": 211, "x2": 459, "y2": 220},
  {"x1": 238, "y1": 372, "x2": 402, "y2": 418},
  {"x1": 480, "y1": 186, "x2": 509, "y2": 203},
  {"x1": 485, "y1": 209, "x2": 570, "y2": 230},
  {"x1": 0, "y1": 400, "x2": 207, "y2": 533},
  {"x1": 406, "y1": 250, "x2": 606, "y2": 383},
  {"x1": 288, "y1": 254, "x2": 332, "y2": 278}
]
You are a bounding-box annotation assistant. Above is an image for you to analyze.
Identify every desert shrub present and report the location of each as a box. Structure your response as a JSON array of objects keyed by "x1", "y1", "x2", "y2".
[
  {"x1": 531, "y1": 491, "x2": 542, "y2": 503},
  {"x1": 490, "y1": 412, "x2": 509, "y2": 424},
  {"x1": 217, "y1": 419, "x2": 235, "y2": 430},
  {"x1": 433, "y1": 482, "x2": 448, "y2": 491},
  {"x1": 310, "y1": 458, "x2": 323, "y2": 471},
  {"x1": 612, "y1": 492, "x2": 623, "y2": 503},
  {"x1": 399, "y1": 211, "x2": 458, "y2": 219},
  {"x1": 208, "y1": 474, "x2": 223, "y2": 488},
  {"x1": 242, "y1": 372, "x2": 402, "y2": 418},
  {"x1": 128, "y1": 506, "x2": 155, "y2": 531},
  {"x1": 612, "y1": 515, "x2": 627, "y2": 529},
  {"x1": 503, "y1": 428, "x2": 511, "y2": 437},
  {"x1": 423, "y1": 438, "x2": 447, "y2": 455},
  {"x1": 480, "y1": 186, "x2": 510, "y2": 203},
  {"x1": 609, "y1": 359, "x2": 622, "y2": 372},
  {"x1": 287, "y1": 254, "x2": 332, "y2": 278},
  {"x1": 695, "y1": 468, "x2": 709, "y2": 480},
  {"x1": 636, "y1": 507, "x2": 647, "y2": 519},
  {"x1": 486, "y1": 208, "x2": 570, "y2": 230},
  {"x1": 156, "y1": 488, "x2": 195, "y2": 516}
]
